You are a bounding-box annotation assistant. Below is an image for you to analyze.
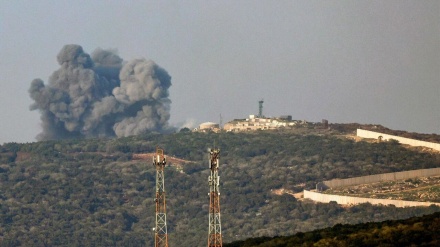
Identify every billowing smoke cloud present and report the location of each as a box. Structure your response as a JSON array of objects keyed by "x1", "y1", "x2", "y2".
[{"x1": 29, "y1": 44, "x2": 172, "y2": 140}]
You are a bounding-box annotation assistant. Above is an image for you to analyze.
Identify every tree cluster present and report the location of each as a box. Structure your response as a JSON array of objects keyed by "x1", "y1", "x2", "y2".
[{"x1": 225, "y1": 210, "x2": 440, "y2": 246}]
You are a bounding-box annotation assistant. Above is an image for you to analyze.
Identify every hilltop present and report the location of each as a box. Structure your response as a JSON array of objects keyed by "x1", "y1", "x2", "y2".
[{"x1": 1, "y1": 125, "x2": 440, "y2": 246}]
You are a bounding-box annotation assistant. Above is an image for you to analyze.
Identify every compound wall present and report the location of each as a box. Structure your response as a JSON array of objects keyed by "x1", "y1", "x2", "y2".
[
  {"x1": 303, "y1": 190, "x2": 440, "y2": 208},
  {"x1": 323, "y1": 167, "x2": 440, "y2": 189},
  {"x1": 357, "y1": 129, "x2": 440, "y2": 151}
]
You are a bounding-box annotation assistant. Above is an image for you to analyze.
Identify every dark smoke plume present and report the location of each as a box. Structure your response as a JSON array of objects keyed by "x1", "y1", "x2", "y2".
[{"x1": 29, "y1": 44, "x2": 172, "y2": 140}]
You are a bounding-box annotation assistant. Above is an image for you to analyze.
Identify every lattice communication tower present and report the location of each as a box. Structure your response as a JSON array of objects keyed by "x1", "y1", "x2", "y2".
[
  {"x1": 208, "y1": 148, "x2": 222, "y2": 247},
  {"x1": 153, "y1": 148, "x2": 168, "y2": 247}
]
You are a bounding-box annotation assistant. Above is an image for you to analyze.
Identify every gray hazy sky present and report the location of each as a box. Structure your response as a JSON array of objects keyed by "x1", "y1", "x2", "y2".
[{"x1": 1, "y1": 0, "x2": 439, "y2": 143}]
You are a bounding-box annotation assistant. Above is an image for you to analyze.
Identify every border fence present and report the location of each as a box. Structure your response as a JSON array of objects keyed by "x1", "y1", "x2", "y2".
[{"x1": 303, "y1": 190, "x2": 440, "y2": 208}]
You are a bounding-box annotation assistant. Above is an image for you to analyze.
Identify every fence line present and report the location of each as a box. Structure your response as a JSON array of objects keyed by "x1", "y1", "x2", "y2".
[
  {"x1": 322, "y1": 167, "x2": 440, "y2": 189},
  {"x1": 303, "y1": 190, "x2": 440, "y2": 208},
  {"x1": 307, "y1": 130, "x2": 440, "y2": 207},
  {"x1": 357, "y1": 129, "x2": 440, "y2": 151}
]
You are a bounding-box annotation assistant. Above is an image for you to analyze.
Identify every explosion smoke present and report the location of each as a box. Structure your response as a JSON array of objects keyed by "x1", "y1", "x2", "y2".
[{"x1": 29, "y1": 44, "x2": 172, "y2": 140}]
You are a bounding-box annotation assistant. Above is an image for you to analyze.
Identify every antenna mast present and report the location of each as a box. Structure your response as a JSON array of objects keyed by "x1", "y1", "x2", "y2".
[
  {"x1": 153, "y1": 148, "x2": 169, "y2": 247},
  {"x1": 208, "y1": 148, "x2": 222, "y2": 247}
]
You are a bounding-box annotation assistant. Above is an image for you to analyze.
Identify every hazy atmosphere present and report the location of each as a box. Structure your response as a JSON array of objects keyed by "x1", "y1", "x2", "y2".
[{"x1": 1, "y1": 0, "x2": 439, "y2": 143}]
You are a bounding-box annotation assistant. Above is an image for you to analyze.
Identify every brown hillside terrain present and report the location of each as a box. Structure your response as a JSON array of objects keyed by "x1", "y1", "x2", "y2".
[{"x1": 132, "y1": 153, "x2": 193, "y2": 165}]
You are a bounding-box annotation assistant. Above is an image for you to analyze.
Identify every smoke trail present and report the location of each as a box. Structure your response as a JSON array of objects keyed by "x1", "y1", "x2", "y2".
[{"x1": 29, "y1": 44, "x2": 172, "y2": 140}]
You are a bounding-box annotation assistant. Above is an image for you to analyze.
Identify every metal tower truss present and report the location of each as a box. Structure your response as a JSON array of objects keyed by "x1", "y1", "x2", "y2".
[
  {"x1": 153, "y1": 148, "x2": 169, "y2": 247},
  {"x1": 208, "y1": 148, "x2": 222, "y2": 247}
]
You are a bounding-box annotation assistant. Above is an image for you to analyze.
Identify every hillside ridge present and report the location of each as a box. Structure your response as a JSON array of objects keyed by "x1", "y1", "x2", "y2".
[{"x1": 1, "y1": 124, "x2": 440, "y2": 245}]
